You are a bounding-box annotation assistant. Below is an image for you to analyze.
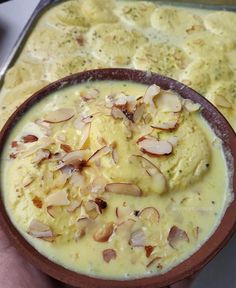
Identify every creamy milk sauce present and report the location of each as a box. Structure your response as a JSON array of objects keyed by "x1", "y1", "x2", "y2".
[{"x1": 1, "y1": 81, "x2": 232, "y2": 279}]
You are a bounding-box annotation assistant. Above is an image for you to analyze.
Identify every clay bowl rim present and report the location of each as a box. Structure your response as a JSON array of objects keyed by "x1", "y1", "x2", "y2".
[{"x1": 0, "y1": 68, "x2": 235, "y2": 288}]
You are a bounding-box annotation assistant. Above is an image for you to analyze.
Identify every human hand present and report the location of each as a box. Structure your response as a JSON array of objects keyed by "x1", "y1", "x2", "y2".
[
  {"x1": 0, "y1": 226, "x2": 55, "y2": 288},
  {"x1": 0, "y1": 225, "x2": 194, "y2": 288}
]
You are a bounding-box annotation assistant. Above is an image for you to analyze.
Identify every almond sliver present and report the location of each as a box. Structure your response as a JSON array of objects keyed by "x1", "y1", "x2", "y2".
[
  {"x1": 67, "y1": 199, "x2": 82, "y2": 213},
  {"x1": 138, "y1": 207, "x2": 160, "y2": 224},
  {"x1": 105, "y1": 183, "x2": 142, "y2": 197},
  {"x1": 87, "y1": 146, "x2": 111, "y2": 163},
  {"x1": 167, "y1": 225, "x2": 189, "y2": 248},
  {"x1": 129, "y1": 229, "x2": 146, "y2": 247},
  {"x1": 183, "y1": 99, "x2": 201, "y2": 112},
  {"x1": 138, "y1": 138, "x2": 173, "y2": 156},
  {"x1": 157, "y1": 92, "x2": 182, "y2": 112},
  {"x1": 151, "y1": 120, "x2": 178, "y2": 131},
  {"x1": 213, "y1": 95, "x2": 232, "y2": 108},
  {"x1": 78, "y1": 123, "x2": 91, "y2": 149},
  {"x1": 129, "y1": 154, "x2": 167, "y2": 194},
  {"x1": 28, "y1": 219, "x2": 53, "y2": 238},
  {"x1": 144, "y1": 84, "x2": 161, "y2": 111},
  {"x1": 45, "y1": 189, "x2": 69, "y2": 206},
  {"x1": 44, "y1": 108, "x2": 74, "y2": 123}
]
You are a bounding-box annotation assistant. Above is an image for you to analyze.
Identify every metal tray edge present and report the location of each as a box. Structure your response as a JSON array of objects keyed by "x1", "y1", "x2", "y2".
[{"x1": 0, "y1": 0, "x2": 236, "y2": 90}]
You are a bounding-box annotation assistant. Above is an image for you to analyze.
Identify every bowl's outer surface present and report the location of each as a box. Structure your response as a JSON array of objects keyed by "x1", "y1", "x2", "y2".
[{"x1": 0, "y1": 69, "x2": 235, "y2": 288}]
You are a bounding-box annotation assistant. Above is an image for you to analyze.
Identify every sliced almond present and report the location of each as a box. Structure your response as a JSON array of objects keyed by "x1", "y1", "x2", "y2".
[
  {"x1": 70, "y1": 173, "x2": 85, "y2": 188},
  {"x1": 111, "y1": 146, "x2": 119, "y2": 164},
  {"x1": 47, "y1": 205, "x2": 57, "y2": 218},
  {"x1": 75, "y1": 217, "x2": 91, "y2": 239},
  {"x1": 23, "y1": 175, "x2": 35, "y2": 187},
  {"x1": 55, "y1": 170, "x2": 70, "y2": 187},
  {"x1": 23, "y1": 135, "x2": 38, "y2": 143},
  {"x1": 87, "y1": 146, "x2": 111, "y2": 163},
  {"x1": 20, "y1": 136, "x2": 53, "y2": 158},
  {"x1": 93, "y1": 222, "x2": 114, "y2": 242},
  {"x1": 62, "y1": 150, "x2": 87, "y2": 170},
  {"x1": 83, "y1": 200, "x2": 99, "y2": 219},
  {"x1": 139, "y1": 207, "x2": 160, "y2": 224},
  {"x1": 133, "y1": 103, "x2": 145, "y2": 123},
  {"x1": 138, "y1": 138, "x2": 173, "y2": 156},
  {"x1": 74, "y1": 118, "x2": 86, "y2": 130},
  {"x1": 105, "y1": 94, "x2": 116, "y2": 108},
  {"x1": 102, "y1": 249, "x2": 117, "y2": 263},
  {"x1": 214, "y1": 95, "x2": 232, "y2": 108},
  {"x1": 183, "y1": 99, "x2": 201, "y2": 112},
  {"x1": 10, "y1": 153, "x2": 17, "y2": 159},
  {"x1": 32, "y1": 149, "x2": 51, "y2": 164},
  {"x1": 28, "y1": 219, "x2": 53, "y2": 238},
  {"x1": 44, "y1": 108, "x2": 74, "y2": 123},
  {"x1": 94, "y1": 198, "x2": 107, "y2": 213},
  {"x1": 32, "y1": 196, "x2": 43, "y2": 209},
  {"x1": 60, "y1": 144, "x2": 72, "y2": 153},
  {"x1": 67, "y1": 199, "x2": 82, "y2": 213},
  {"x1": 114, "y1": 93, "x2": 128, "y2": 106},
  {"x1": 167, "y1": 225, "x2": 189, "y2": 248},
  {"x1": 62, "y1": 150, "x2": 85, "y2": 163},
  {"x1": 35, "y1": 119, "x2": 51, "y2": 129},
  {"x1": 81, "y1": 88, "x2": 99, "y2": 101},
  {"x1": 129, "y1": 155, "x2": 167, "y2": 194},
  {"x1": 78, "y1": 123, "x2": 91, "y2": 149},
  {"x1": 11, "y1": 141, "x2": 18, "y2": 148},
  {"x1": 129, "y1": 229, "x2": 146, "y2": 247},
  {"x1": 105, "y1": 183, "x2": 142, "y2": 197},
  {"x1": 151, "y1": 120, "x2": 178, "y2": 131},
  {"x1": 82, "y1": 114, "x2": 94, "y2": 123},
  {"x1": 129, "y1": 154, "x2": 159, "y2": 175},
  {"x1": 97, "y1": 137, "x2": 107, "y2": 146},
  {"x1": 45, "y1": 189, "x2": 69, "y2": 206},
  {"x1": 111, "y1": 106, "x2": 126, "y2": 120},
  {"x1": 91, "y1": 176, "x2": 107, "y2": 194},
  {"x1": 60, "y1": 164, "x2": 74, "y2": 175},
  {"x1": 193, "y1": 226, "x2": 200, "y2": 240},
  {"x1": 146, "y1": 256, "x2": 162, "y2": 268},
  {"x1": 157, "y1": 92, "x2": 182, "y2": 112},
  {"x1": 167, "y1": 136, "x2": 178, "y2": 147},
  {"x1": 145, "y1": 245, "x2": 155, "y2": 258},
  {"x1": 144, "y1": 84, "x2": 161, "y2": 111},
  {"x1": 116, "y1": 219, "x2": 136, "y2": 233},
  {"x1": 115, "y1": 206, "x2": 133, "y2": 218},
  {"x1": 57, "y1": 134, "x2": 66, "y2": 142}
]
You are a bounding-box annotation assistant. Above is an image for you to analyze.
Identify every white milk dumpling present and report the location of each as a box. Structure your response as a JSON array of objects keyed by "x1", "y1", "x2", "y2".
[
  {"x1": 0, "y1": 80, "x2": 49, "y2": 130},
  {"x1": 115, "y1": 1, "x2": 156, "y2": 27},
  {"x1": 3, "y1": 61, "x2": 45, "y2": 89},
  {"x1": 133, "y1": 42, "x2": 189, "y2": 78},
  {"x1": 151, "y1": 7, "x2": 204, "y2": 36},
  {"x1": 183, "y1": 31, "x2": 235, "y2": 58},
  {"x1": 207, "y1": 81, "x2": 236, "y2": 131},
  {"x1": 50, "y1": 55, "x2": 107, "y2": 81},
  {"x1": 1, "y1": 80, "x2": 230, "y2": 280},
  {"x1": 88, "y1": 23, "x2": 146, "y2": 65},
  {"x1": 26, "y1": 28, "x2": 80, "y2": 60},
  {"x1": 179, "y1": 56, "x2": 234, "y2": 95},
  {"x1": 47, "y1": 0, "x2": 89, "y2": 27},
  {"x1": 204, "y1": 11, "x2": 236, "y2": 37},
  {"x1": 80, "y1": 0, "x2": 118, "y2": 24}
]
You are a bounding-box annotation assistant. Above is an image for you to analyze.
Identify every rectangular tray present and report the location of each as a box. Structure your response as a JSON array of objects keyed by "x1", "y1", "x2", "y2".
[{"x1": 0, "y1": 0, "x2": 236, "y2": 89}]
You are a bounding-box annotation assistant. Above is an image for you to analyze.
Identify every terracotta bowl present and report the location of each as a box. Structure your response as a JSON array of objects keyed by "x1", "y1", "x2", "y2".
[{"x1": 0, "y1": 68, "x2": 235, "y2": 288}]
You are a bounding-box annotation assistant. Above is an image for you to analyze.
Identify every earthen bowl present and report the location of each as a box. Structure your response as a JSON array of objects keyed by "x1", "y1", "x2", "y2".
[{"x1": 0, "y1": 68, "x2": 235, "y2": 288}]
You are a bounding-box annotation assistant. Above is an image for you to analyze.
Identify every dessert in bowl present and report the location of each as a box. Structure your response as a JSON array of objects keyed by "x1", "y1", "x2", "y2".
[{"x1": 0, "y1": 69, "x2": 235, "y2": 287}]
